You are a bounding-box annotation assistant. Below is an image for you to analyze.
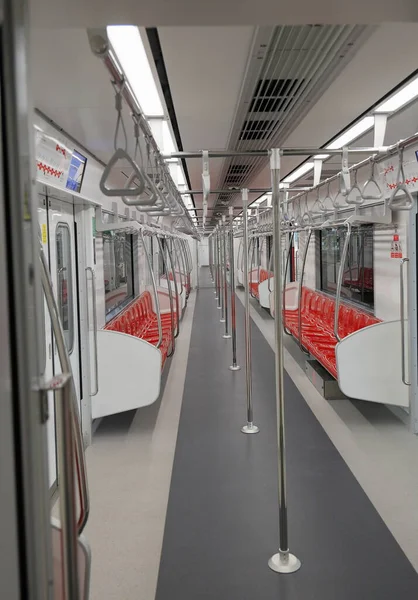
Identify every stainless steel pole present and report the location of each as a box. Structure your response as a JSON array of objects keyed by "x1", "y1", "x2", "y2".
[
  {"x1": 219, "y1": 220, "x2": 225, "y2": 322},
  {"x1": 222, "y1": 215, "x2": 231, "y2": 338},
  {"x1": 268, "y1": 148, "x2": 301, "y2": 573},
  {"x1": 241, "y1": 189, "x2": 259, "y2": 434},
  {"x1": 229, "y1": 206, "x2": 241, "y2": 371}
]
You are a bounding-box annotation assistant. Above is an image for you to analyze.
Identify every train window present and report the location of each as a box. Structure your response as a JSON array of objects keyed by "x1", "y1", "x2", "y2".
[
  {"x1": 103, "y1": 231, "x2": 135, "y2": 318},
  {"x1": 56, "y1": 223, "x2": 74, "y2": 353},
  {"x1": 319, "y1": 225, "x2": 374, "y2": 309}
]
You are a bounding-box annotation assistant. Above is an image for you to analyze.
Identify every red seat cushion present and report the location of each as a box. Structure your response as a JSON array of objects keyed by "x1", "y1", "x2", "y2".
[{"x1": 284, "y1": 286, "x2": 381, "y2": 378}]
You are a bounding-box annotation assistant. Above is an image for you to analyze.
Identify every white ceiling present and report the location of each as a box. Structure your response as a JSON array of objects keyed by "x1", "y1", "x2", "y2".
[
  {"x1": 158, "y1": 26, "x2": 255, "y2": 214},
  {"x1": 30, "y1": 22, "x2": 418, "y2": 229},
  {"x1": 30, "y1": 0, "x2": 418, "y2": 28}
]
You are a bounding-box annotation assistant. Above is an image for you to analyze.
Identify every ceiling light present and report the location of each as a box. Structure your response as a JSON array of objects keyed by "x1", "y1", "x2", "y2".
[
  {"x1": 375, "y1": 75, "x2": 418, "y2": 113},
  {"x1": 326, "y1": 117, "x2": 374, "y2": 150},
  {"x1": 283, "y1": 162, "x2": 315, "y2": 184},
  {"x1": 162, "y1": 121, "x2": 176, "y2": 154},
  {"x1": 107, "y1": 26, "x2": 164, "y2": 117}
]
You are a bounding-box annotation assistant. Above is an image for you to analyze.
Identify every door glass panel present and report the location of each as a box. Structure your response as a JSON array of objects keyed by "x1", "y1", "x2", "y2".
[{"x1": 56, "y1": 223, "x2": 74, "y2": 352}]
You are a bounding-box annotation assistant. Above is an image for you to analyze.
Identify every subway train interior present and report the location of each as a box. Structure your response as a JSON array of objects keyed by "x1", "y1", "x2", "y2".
[{"x1": 4, "y1": 2, "x2": 418, "y2": 598}]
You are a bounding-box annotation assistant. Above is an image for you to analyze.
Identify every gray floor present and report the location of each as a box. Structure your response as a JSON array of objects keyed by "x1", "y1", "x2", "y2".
[{"x1": 156, "y1": 270, "x2": 418, "y2": 599}]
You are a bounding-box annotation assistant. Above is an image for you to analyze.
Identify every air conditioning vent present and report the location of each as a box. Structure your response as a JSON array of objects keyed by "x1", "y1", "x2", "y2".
[
  {"x1": 249, "y1": 79, "x2": 304, "y2": 113},
  {"x1": 227, "y1": 164, "x2": 251, "y2": 175},
  {"x1": 239, "y1": 120, "x2": 273, "y2": 141}
]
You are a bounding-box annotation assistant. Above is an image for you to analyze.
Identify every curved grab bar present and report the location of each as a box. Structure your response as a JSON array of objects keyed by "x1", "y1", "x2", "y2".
[
  {"x1": 362, "y1": 159, "x2": 383, "y2": 200},
  {"x1": 334, "y1": 222, "x2": 352, "y2": 342},
  {"x1": 156, "y1": 236, "x2": 176, "y2": 356},
  {"x1": 140, "y1": 230, "x2": 163, "y2": 348},
  {"x1": 248, "y1": 237, "x2": 257, "y2": 298},
  {"x1": 389, "y1": 146, "x2": 415, "y2": 211},
  {"x1": 39, "y1": 250, "x2": 89, "y2": 534},
  {"x1": 283, "y1": 231, "x2": 295, "y2": 336},
  {"x1": 165, "y1": 237, "x2": 181, "y2": 337},
  {"x1": 400, "y1": 258, "x2": 410, "y2": 386},
  {"x1": 85, "y1": 267, "x2": 99, "y2": 396},
  {"x1": 298, "y1": 228, "x2": 313, "y2": 355},
  {"x1": 267, "y1": 237, "x2": 274, "y2": 293},
  {"x1": 175, "y1": 238, "x2": 188, "y2": 300},
  {"x1": 172, "y1": 238, "x2": 184, "y2": 298}
]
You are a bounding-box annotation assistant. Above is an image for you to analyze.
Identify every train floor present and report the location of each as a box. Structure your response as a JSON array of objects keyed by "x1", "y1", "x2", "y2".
[{"x1": 85, "y1": 267, "x2": 418, "y2": 600}]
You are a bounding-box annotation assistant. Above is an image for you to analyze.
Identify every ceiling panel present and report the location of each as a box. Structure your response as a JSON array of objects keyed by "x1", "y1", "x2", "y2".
[{"x1": 31, "y1": 0, "x2": 418, "y2": 28}]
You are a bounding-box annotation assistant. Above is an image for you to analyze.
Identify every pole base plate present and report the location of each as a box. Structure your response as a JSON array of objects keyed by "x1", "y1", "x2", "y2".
[
  {"x1": 241, "y1": 424, "x2": 259, "y2": 434},
  {"x1": 229, "y1": 365, "x2": 241, "y2": 371},
  {"x1": 268, "y1": 552, "x2": 301, "y2": 574},
  {"x1": 223, "y1": 334, "x2": 231, "y2": 339}
]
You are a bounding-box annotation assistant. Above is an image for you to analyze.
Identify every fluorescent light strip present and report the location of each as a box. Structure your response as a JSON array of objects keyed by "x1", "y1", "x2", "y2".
[
  {"x1": 376, "y1": 75, "x2": 418, "y2": 113},
  {"x1": 107, "y1": 26, "x2": 164, "y2": 117},
  {"x1": 283, "y1": 162, "x2": 315, "y2": 184},
  {"x1": 326, "y1": 117, "x2": 374, "y2": 150}
]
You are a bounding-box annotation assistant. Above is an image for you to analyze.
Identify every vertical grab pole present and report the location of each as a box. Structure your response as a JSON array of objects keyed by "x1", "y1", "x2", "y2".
[
  {"x1": 220, "y1": 220, "x2": 226, "y2": 322},
  {"x1": 229, "y1": 206, "x2": 241, "y2": 371},
  {"x1": 268, "y1": 148, "x2": 301, "y2": 574},
  {"x1": 241, "y1": 189, "x2": 259, "y2": 434},
  {"x1": 222, "y1": 215, "x2": 231, "y2": 338}
]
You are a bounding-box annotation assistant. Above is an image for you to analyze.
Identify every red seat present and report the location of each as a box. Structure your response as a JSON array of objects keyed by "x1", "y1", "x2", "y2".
[
  {"x1": 284, "y1": 286, "x2": 380, "y2": 378},
  {"x1": 104, "y1": 291, "x2": 175, "y2": 369}
]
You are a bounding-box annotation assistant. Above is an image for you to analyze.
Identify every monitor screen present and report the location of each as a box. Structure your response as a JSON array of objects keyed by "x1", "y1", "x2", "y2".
[{"x1": 66, "y1": 150, "x2": 87, "y2": 193}]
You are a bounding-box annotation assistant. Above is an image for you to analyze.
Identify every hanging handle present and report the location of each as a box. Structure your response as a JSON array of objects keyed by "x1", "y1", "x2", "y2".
[
  {"x1": 400, "y1": 258, "x2": 411, "y2": 386},
  {"x1": 362, "y1": 159, "x2": 383, "y2": 200},
  {"x1": 389, "y1": 145, "x2": 415, "y2": 211},
  {"x1": 345, "y1": 170, "x2": 364, "y2": 205},
  {"x1": 85, "y1": 268, "x2": 99, "y2": 396}
]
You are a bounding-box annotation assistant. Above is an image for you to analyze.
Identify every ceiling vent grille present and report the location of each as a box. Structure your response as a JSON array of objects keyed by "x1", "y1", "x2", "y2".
[
  {"x1": 239, "y1": 120, "x2": 273, "y2": 140},
  {"x1": 210, "y1": 24, "x2": 371, "y2": 224},
  {"x1": 249, "y1": 79, "x2": 305, "y2": 112}
]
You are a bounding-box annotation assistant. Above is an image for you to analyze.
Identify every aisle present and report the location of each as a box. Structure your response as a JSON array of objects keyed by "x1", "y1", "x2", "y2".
[{"x1": 156, "y1": 271, "x2": 418, "y2": 599}]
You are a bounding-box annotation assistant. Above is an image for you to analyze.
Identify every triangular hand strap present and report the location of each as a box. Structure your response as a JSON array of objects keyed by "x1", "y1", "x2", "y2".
[{"x1": 100, "y1": 148, "x2": 145, "y2": 197}]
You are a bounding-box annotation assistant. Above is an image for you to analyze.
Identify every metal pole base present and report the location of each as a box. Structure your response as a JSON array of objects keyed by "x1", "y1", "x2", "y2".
[
  {"x1": 220, "y1": 318, "x2": 225, "y2": 323},
  {"x1": 223, "y1": 334, "x2": 231, "y2": 339},
  {"x1": 241, "y1": 423, "x2": 259, "y2": 434},
  {"x1": 268, "y1": 552, "x2": 301, "y2": 574},
  {"x1": 217, "y1": 305, "x2": 222, "y2": 310},
  {"x1": 229, "y1": 364, "x2": 241, "y2": 371}
]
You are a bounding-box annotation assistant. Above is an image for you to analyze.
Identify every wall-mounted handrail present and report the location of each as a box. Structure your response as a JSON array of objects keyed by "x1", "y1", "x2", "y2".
[
  {"x1": 249, "y1": 237, "x2": 257, "y2": 298},
  {"x1": 298, "y1": 228, "x2": 313, "y2": 355},
  {"x1": 85, "y1": 268, "x2": 99, "y2": 396},
  {"x1": 283, "y1": 232, "x2": 295, "y2": 336},
  {"x1": 334, "y1": 221, "x2": 352, "y2": 342},
  {"x1": 400, "y1": 258, "x2": 411, "y2": 386},
  {"x1": 140, "y1": 230, "x2": 162, "y2": 348},
  {"x1": 175, "y1": 238, "x2": 188, "y2": 301},
  {"x1": 39, "y1": 250, "x2": 90, "y2": 534}
]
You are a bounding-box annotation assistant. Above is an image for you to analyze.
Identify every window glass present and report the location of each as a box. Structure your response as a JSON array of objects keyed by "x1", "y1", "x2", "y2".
[
  {"x1": 56, "y1": 224, "x2": 74, "y2": 352},
  {"x1": 103, "y1": 231, "x2": 135, "y2": 317},
  {"x1": 319, "y1": 225, "x2": 374, "y2": 309}
]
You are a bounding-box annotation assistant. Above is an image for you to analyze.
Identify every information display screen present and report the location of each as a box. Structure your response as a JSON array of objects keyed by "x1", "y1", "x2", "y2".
[{"x1": 66, "y1": 150, "x2": 87, "y2": 193}]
